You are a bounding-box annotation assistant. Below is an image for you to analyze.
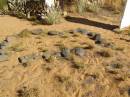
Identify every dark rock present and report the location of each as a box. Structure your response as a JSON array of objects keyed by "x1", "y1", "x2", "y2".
[
  {"x1": 48, "y1": 31, "x2": 61, "y2": 36},
  {"x1": 42, "y1": 51, "x2": 51, "y2": 60},
  {"x1": 94, "y1": 34, "x2": 102, "y2": 44},
  {"x1": 18, "y1": 52, "x2": 42, "y2": 64},
  {"x1": 111, "y1": 63, "x2": 123, "y2": 69},
  {"x1": 105, "y1": 63, "x2": 123, "y2": 74},
  {"x1": 18, "y1": 56, "x2": 31, "y2": 64},
  {"x1": 68, "y1": 30, "x2": 74, "y2": 34},
  {"x1": 128, "y1": 88, "x2": 130, "y2": 96},
  {"x1": 60, "y1": 47, "x2": 71, "y2": 58},
  {"x1": 54, "y1": 52, "x2": 62, "y2": 58},
  {"x1": 73, "y1": 28, "x2": 89, "y2": 35},
  {"x1": 31, "y1": 29, "x2": 43, "y2": 35},
  {"x1": 0, "y1": 41, "x2": 8, "y2": 49},
  {"x1": 87, "y1": 32, "x2": 97, "y2": 39},
  {"x1": 73, "y1": 47, "x2": 85, "y2": 57},
  {"x1": 87, "y1": 32, "x2": 103, "y2": 44}
]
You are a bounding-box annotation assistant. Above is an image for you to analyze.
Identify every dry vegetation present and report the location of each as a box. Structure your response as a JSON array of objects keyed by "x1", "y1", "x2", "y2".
[{"x1": 0, "y1": 0, "x2": 126, "y2": 25}]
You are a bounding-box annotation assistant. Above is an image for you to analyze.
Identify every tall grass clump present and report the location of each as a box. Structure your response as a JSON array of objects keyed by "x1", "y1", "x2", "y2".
[
  {"x1": 45, "y1": 8, "x2": 62, "y2": 25},
  {"x1": 75, "y1": 0, "x2": 86, "y2": 14},
  {"x1": 75, "y1": 0, "x2": 101, "y2": 14},
  {"x1": 0, "y1": 0, "x2": 7, "y2": 9},
  {"x1": 103, "y1": 0, "x2": 126, "y2": 12},
  {"x1": 86, "y1": 0, "x2": 101, "y2": 13}
]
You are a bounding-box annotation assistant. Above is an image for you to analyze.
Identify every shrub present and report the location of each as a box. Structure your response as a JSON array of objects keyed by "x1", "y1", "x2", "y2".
[
  {"x1": 17, "y1": 87, "x2": 39, "y2": 97},
  {"x1": 75, "y1": 0, "x2": 101, "y2": 14},
  {"x1": 103, "y1": 0, "x2": 125, "y2": 12},
  {"x1": 86, "y1": 1, "x2": 100, "y2": 13},
  {"x1": 75, "y1": 0, "x2": 87, "y2": 14},
  {"x1": 45, "y1": 8, "x2": 62, "y2": 25}
]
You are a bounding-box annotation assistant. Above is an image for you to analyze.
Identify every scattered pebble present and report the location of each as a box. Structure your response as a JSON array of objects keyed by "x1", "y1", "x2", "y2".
[
  {"x1": 31, "y1": 28, "x2": 44, "y2": 35},
  {"x1": 60, "y1": 47, "x2": 71, "y2": 58},
  {"x1": 94, "y1": 34, "x2": 103, "y2": 44},
  {"x1": 105, "y1": 63, "x2": 123, "y2": 74},
  {"x1": 18, "y1": 52, "x2": 42, "y2": 64},
  {"x1": 42, "y1": 51, "x2": 51, "y2": 61},
  {"x1": 0, "y1": 41, "x2": 9, "y2": 49},
  {"x1": 48, "y1": 31, "x2": 61, "y2": 36},
  {"x1": 73, "y1": 47, "x2": 85, "y2": 57},
  {"x1": 73, "y1": 28, "x2": 89, "y2": 35}
]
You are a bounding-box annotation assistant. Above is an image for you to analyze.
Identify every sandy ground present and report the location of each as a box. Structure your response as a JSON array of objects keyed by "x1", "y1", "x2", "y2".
[
  {"x1": 0, "y1": 15, "x2": 130, "y2": 97},
  {"x1": 0, "y1": 15, "x2": 119, "y2": 39}
]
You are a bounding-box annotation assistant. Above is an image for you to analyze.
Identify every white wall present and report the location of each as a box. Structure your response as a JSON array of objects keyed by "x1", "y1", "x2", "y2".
[
  {"x1": 45, "y1": 0, "x2": 55, "y2": 7},
  {"x1": 120, "y1": 0, "x2": 130, "y2": 29}
]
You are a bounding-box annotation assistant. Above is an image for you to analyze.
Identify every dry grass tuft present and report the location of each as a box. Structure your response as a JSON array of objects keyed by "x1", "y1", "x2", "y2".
[
  {"x1": 97, "y1": 48, "x2": 113, "y2": 57},
  {"x1": 17, "y1": 87, "x2": 39, "y2": 97},
  {"x1": 18, "y1": 29, "x2": 32, "y2": 38},
  {"x1": 103, "y1": 0, "x2": 126, "y2": 12},
  {"x1": 74, "y1": 0, "x2": 125, "y2": 13},
  {"x1": 45, "y1": 8, "x2": 62, "y2": 25}
]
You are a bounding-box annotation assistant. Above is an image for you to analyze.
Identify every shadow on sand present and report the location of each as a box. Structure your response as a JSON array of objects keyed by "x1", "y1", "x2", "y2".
[{"x1": 65, "y1": 16, "x2": 119, "y2": 30}]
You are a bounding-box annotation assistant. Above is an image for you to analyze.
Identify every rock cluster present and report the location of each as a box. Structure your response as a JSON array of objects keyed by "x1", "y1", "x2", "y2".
[
  {"x1": 31, "y1": 29, "x2": 44, "y2": 35},
  {"x1": 60, "y1": 47, "x2": 71, "y2": 58},
  {"x1": 72, "y1": 28, "x2": 110, "y2": 46},
  {"x1": 72, "y1": 47, "x2": 85, "y2": 57},
  {"x1": 0, "y1": 28, "x2": 109, "y2": 63},
  {"x1": 18, "y1": 52, "x2": 43, "y2": 64},
  {"x1": 0, "y1": 35, "x2": 17, "y2": 62}
]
